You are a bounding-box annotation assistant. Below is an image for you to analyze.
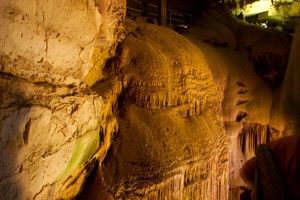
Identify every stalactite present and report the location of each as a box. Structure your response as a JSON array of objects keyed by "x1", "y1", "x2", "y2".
[
  {"x1": 236, "y1": 111, "x2": 248, "y2": 122},
  {"x1": 238, "y1": 123, "x2": 280, "y2": 156},
  {"x1": 124, "y1": 78, "x2": 218, "y2": 117},
  {"x1": 109, "y1": 156, "x2": 228, "y2": 200}
]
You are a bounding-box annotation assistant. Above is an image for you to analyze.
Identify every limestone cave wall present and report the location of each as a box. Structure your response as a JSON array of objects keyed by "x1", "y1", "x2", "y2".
[
  {"x1": 0, "y1": 0, "x2": 294, "y2": 200},
  {"x1": 78, "y1": 18, "x2": 229, "y2": 199},
  {"x1": 183, "y1": 10, "x2": 292, "y2": 199},
  {"x1": 1, "y1": 0, "x2": 229, "y2": 199},
  {"x1": 0, "y1": 0, "x2": 125, "y2": 199}
]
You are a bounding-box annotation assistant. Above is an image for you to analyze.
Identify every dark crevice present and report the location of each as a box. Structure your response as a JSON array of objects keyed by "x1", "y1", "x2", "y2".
[
  {"x1": 249, "y1": 53, "x2": 289, "y2": 88},
  {"x1": 236, "y1": 99, "x2": 249, "y2": 106},
  {"x1": 236, "y1": 111, "x2": 248, "y2": 122},
  {"x1": 237, "y1": 81, "x2": 246, "y2": 87},
  {"x1": 23, "y1": 119, "x2": 31, "y2": 145},
  {"x1": 237, "y1": 88, "x2": 248, "y2": 94},
  {"x1": 76, "y1": 158, "x2": 99, "y2": 200}
]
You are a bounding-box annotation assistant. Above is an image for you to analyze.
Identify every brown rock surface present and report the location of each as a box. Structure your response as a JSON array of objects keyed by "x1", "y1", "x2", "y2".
[
  {"x1": 0, "y1": 1, "x2": 294, "y2": 199},
  {"x1": 183, "y1": 11, "x2": 292, "y2": 199},
  {"x1": 79, "y1": 18, "x2": 229, "y2": 200}
]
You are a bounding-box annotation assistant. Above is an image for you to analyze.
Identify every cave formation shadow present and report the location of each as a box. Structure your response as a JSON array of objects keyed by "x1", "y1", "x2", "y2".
[{"x1": 0, "y1": 74, "x2": 27, "y2": 199}]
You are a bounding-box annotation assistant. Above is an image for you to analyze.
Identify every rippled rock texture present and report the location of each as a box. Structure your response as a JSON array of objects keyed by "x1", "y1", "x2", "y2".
[{"x1": 79, "y1": 19, "x2": 229, "y2": 200}]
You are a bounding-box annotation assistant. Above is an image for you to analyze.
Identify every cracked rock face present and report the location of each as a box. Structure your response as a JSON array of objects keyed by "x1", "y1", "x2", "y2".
[
  {"x1": 0, "y1": 75, "x2": 104, "y2": 199},
  {"x1": 0, "y1": 0, "x2": 101, "y2": 86},
  {"x1": 0, "y1": 0, "x2": 126, "y2": 199},
  {"x1": 0, "y1": 0, "x2": 125, "y2": 86},
  {"x1": 84, "y1": 0, "x2": 126, "y2": 86},
  {"x1": 1, "y1": 1, "x2": 293, "y2": 199}
]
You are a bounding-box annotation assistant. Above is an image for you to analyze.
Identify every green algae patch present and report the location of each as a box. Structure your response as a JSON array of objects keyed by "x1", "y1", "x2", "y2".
[{"x1": 55, "y1": 130, "x2": 99, "y2": 182}]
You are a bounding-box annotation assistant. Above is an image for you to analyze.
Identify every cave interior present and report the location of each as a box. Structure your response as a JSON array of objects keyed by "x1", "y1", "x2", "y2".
[{"x1": 0, "y1": 0, "x2": 299, "y2": 199}]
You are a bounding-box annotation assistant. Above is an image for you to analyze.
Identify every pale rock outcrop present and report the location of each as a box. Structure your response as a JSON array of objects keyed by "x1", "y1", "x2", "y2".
[
  {"x1": 94, "y1": 0, "x2": 126, "y2": 50},
  {"x1": 0, "y1": 75, "x2": 104, "y2": 199},
  {"x1": 85, "y1": 0, "x2": 126, "y2": 86},
  {"x1": 0, "y1": 0, "x2": 125, "y2": 86},
  {"x1": 0, "y1": 0, "x2": 126, "y2": 199},
  {"x1": 0, "y1": 0, "x2": 101, "y2": 86}
]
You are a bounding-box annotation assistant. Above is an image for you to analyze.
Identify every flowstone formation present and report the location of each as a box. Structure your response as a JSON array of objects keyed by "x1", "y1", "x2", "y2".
[
  {"x1": 1, "y1": 0, "x2": 293, "y2": 199},
  {"x1": 184, "y1": 10, "x2": 292, "y2": 199},
  {"x1": 79, "y1": 19, "x2": 229, "y2": 199},
  {"x1": 0, "y1": 0, "x2": 125, "y2": 199}
]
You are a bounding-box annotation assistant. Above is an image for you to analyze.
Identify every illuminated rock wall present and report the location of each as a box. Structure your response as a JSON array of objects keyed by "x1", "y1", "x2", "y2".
[
  {"x1": 0, "y1": 0, "x2": 125, "y2": 199},
  {"x1": 0, "y1": 0, "x2": 100, "y2": 86},
  {"x1": 0, "y1": 77, "x2": 104, "y2": 199},
  {"x1": 79, "y1": 19, "x2": 229, "y2": 200},
  {"x1": 1, "y1": 1, "x2": 292, "y2": 199},
  {"x1": 184, "y1": 11, "x2": 292, "y2": 199},
  {"x1": 0, "y1": 0, "x2": 125, "y2": 86}
]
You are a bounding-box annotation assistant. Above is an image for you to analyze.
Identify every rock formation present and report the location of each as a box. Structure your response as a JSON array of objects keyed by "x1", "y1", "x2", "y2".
[
  {"x1": 0, "y1": 0, "x2": 295, "y2": 199},
  {"x1": 79, "y1": 19, "x2": 229, "y2": 200},
  {"x1": 0, "y1": 0, "x2": 125, "y2": 199},
  {"x1": 0, "y1": 76, "x2": 104, "y2": 199},
  {"x1": 1, "y1": 0, "x2": 99, "y2": 86},
  {"x1": 184, "y1": 10, "x2": 292, "y2": 199}
]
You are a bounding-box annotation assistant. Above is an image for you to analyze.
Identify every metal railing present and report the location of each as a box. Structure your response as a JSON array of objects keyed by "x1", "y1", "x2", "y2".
[{"x1": 126, "y1": 0, "x2": 193, "y2": 26}]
